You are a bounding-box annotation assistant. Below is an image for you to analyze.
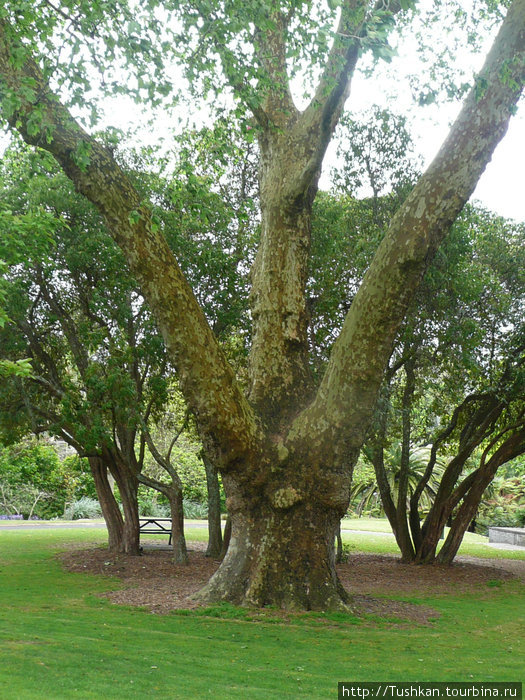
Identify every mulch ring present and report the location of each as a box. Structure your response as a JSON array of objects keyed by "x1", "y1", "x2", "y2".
[{"x1": 58, "y1": 543, "x2": 524, "y2": 624}]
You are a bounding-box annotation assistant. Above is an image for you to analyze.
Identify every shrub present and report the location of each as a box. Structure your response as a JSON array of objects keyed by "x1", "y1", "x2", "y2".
[
  {"x1": 476, "y1": 474, "x2": 525, "y2": 534},
  {"x1": 139, "y1": 498, "x2": 170, "y2": 517},
  {"x1": 59, "y1": 455, "x2": 97, "y2": 502},
  {"x1": 0, "y1": 479, "x2": 53, "y2": 519},
  {"x1": 64, "y1": 497, "x2": 102, "y2": 520},
  {"x1": 183, "y1": 500, "x2": 208, "y2": 519}
]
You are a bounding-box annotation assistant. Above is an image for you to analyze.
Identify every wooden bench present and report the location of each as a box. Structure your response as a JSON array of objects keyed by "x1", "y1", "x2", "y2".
[{"x1": 139, "y1": 517, "x2": 172, "y2": 545}]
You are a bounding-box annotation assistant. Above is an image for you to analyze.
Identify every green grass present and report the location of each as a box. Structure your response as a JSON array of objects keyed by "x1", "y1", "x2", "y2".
[
  {"x1": 341, "y1": 517, "x2": 525, "y2": 560},
  {"x1": 2, "y1": 516, "x2": 522, "y2": 560},
  {"x1": 0, "y1": 527, "x2": 524, "y2": 698}
]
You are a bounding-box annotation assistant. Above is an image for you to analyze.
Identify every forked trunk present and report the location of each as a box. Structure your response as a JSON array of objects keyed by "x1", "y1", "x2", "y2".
[
  {"x1": 0, "y1": 0, "x2": 521, "y2": 611},
  {"x1": 110, "y1": 464, "x2": 140, "y2": 555},
  {"x1": 193, "y1": 500, "x2": 349, "y2": 611}
]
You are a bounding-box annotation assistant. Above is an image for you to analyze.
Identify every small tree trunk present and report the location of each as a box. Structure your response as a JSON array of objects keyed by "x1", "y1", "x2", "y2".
[
  {"x1": 167, "y1": 487, "x2": 188, "y2": 564},
  {"x1": 203, "y1": 455, "x2": 223, "y2": 558},
  {"x1": 436, "y1": 434, "x2": 525, "y2": 564},
  {"x1": 436, "y1": 506, "x2": 476, "y2": 565},
  {"x1": 396, "y1": 361, "x2": 416, "y2": 562},
  {"x1": 414, "y1": 514, "x2": 446, "y2": 563},
  {"x1": 335, "y1": 523, "x2": 343, "y2": 564},
  {"x1": 89, "y1": 456, "x2": 124, "y2": 553},
  {"x1": 110, "y1": 464, "x2": 140, "y2": 556}
]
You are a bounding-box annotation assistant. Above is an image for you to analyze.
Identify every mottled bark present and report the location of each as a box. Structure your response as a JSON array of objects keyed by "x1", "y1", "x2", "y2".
[
  {"x1": 287, "y1": 0, "x2": 525, "y2": 462},
  {"x1": 193, "y1": 446, "x2": 352, "y2": 609},
  {"x1": 194, "y1": 494, "x2": 349, "y2": 610}
]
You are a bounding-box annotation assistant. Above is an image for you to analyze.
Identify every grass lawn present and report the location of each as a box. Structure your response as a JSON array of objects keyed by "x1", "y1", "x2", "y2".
[{"x1": 0, "y1": 526, "x2": 523, "y2": 699}]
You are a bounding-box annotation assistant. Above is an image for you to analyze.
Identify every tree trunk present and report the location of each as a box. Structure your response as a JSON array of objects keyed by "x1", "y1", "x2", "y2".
[
  {"x1": 437, "y1": 430, "x2": 525, "y2": 564},
  {"x1": 203, "y1": 456, "x2": 223, "y2": 558},
  {"x1": 107, "y1": 455, "x2": 140, "y2": 555},
  {"x1": 119, "y1": 477, "x2": 140, "y2": 556},
  {"x1": 396, "y1": 362, "x2": 416, "y2": 561},
  {"x1": 167, "y1": 487, "x2": 188, "y2": 564},
  {"x1": 193, "y1": 499, "x2": 349, "y2": 610},
  {"x1": 89, "y1": 455, "x2": 124, "y2": 553}
]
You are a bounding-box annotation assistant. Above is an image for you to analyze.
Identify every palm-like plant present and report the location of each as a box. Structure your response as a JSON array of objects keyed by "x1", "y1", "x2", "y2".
[{"x1": 350, "y1": 445, "x2": 446, "y2": 516}]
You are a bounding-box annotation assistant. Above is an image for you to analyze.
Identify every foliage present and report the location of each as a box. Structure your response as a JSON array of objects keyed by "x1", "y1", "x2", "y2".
[
  {"x1": 309, "y1": 107, "x2": 420, "y2": 372},
  {"x1": 63, "y1": 496, "x2": 102, "y2": 520},
  {"x1": 183, "y1": 500, "x2": 209, "y2": 519},
  {"x1": 132, "y1": 118, "x2": 258, "y2": 345},
  {"x1": 477, "y1": 473, "x2": 525, "y2": 533},
  {"x1": 321, "y1": 111, "x2": 525, "y2": 563},
  {"x1": 0, "y1": 136, "x2": 248, "y2": 525},
  {"x1": 0, "y1": 439, "x2": 96, "y2": 518},
  {"x1": 332, "y1": 107, "x2": 421, "y2": 199},
  {"x1": 137, "y1": 487, "x2": 170, "y2": 517},
  {"x1": 59, "y1": 454, "x2": 98, "y2": 503},
  {"x1": 0, "y1": 479, "x2": 52, "y2": 519},
  {"x1": 171, "y1": 442, "x2": 208, "y2": 505},
  {"x1": 0, "y1": 439, "x2": 66, "y2": 518}
]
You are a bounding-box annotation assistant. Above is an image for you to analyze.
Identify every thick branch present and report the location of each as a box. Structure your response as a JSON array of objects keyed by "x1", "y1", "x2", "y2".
[
  {"x1": 0, "y1": 20, "x2": 262, "y2": 469},
  {"x1": 287, "y1": 0, "x2": 525, "y2": 462},
  {"x1": 253, "y1": 10, "x2": 298, "y2": 125},
  {"x1": 297, "y1": 0, "x2": 402, "y2": 191}
]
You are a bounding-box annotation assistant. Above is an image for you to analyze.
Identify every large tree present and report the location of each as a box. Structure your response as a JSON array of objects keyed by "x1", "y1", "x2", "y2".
[{"x1": 0, "y1": 0, "x2": 523, "y2": 609}]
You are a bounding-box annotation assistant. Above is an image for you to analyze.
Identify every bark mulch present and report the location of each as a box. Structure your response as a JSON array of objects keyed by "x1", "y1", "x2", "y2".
[{"x1": 59, "y1": 542, "x2": 525, "y2": 626}]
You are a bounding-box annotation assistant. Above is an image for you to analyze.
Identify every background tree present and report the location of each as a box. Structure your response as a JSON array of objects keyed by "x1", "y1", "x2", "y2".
[
  {"x1": 0, "y1": 131, "x2": 255, "y2": 557},
  {"x1": 0, "y1": 143, "x2": 181, "y2": 556}
]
